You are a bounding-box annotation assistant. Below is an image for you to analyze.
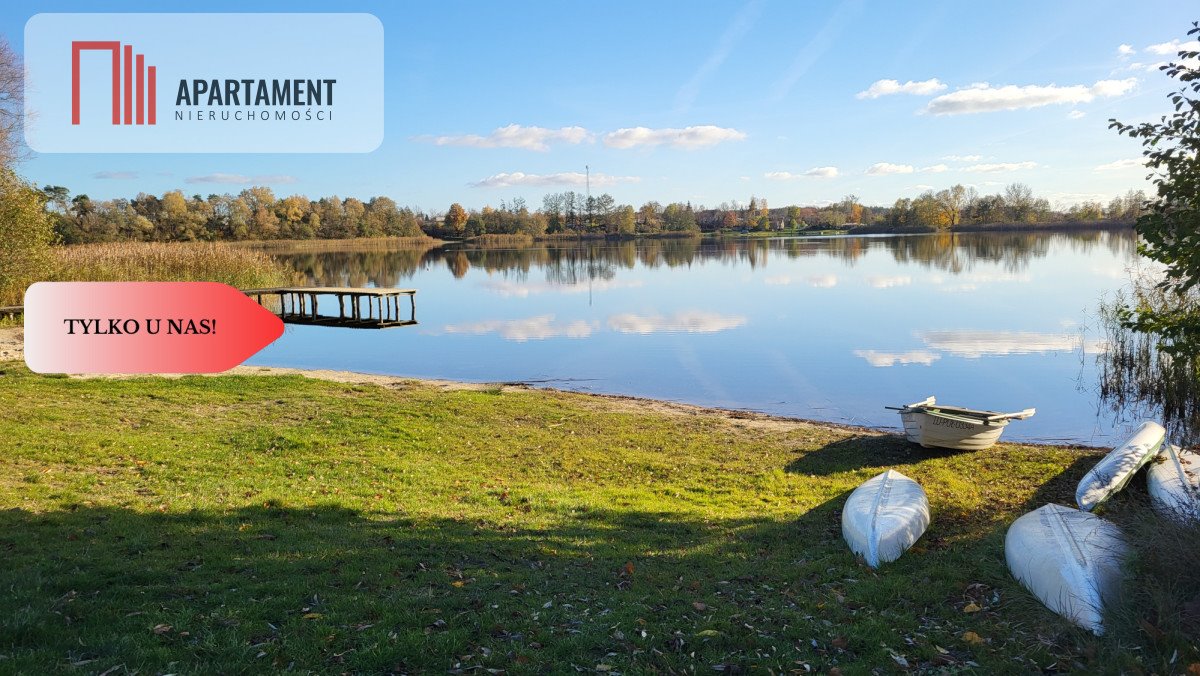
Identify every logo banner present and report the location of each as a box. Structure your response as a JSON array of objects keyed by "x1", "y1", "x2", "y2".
[{"x1": 25, "y1": 13, "x2": 384, "y2": 153}]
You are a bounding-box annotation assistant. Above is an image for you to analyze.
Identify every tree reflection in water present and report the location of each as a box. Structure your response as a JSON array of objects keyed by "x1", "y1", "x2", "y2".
[{"x1": 270, "y1": 229, "x2": 1137, "y2": 290}]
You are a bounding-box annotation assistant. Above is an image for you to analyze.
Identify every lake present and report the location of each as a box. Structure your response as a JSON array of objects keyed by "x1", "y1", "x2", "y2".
[{"x1": 248, "y1": 230, "x2": 1142, "y2": 445}]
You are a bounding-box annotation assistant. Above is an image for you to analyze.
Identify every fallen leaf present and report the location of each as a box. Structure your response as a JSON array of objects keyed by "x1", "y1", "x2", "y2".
[
  {"x1": 962, "y1": 631, "x2": 984, "y2": 645},
  {"x1": 695, "y1": 629, "x2": 721, "y2": 637},
  {"x1": 829, "y1": 669, "x2": 843, "y2": 676},
  {"x1": 622, "y1": 562, "x2": 635, "y2": 576},
  {"x1": 302, "y1": 613, "x2": 323, "y2": 620},
  {"x1": 963, "y1": 602, "x2": 982, "y2": 613},
  {"x1": 692, "y1": 602, "x2": 708, "y2": 611},
  {"x1": 1188, "y1": 664, "x2": 1200, "y2": 676},
  {"x1": 831, "y1": 636, "x2": 848, "y2": 649},
  {"x1": 151, "y1": 624, "x2": 171, "y2": 635},
  {"x1": 595, "y1": 664, "x2": 612, "y2": 672}
]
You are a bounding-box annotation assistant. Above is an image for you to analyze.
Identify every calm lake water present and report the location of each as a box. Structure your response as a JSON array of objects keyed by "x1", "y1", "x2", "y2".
[{"x1": 248, "y1": 230, "x2": 1143, "y2": 445}]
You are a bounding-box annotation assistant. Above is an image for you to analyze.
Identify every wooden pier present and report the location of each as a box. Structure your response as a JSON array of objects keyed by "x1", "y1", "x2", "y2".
[{"x1": 243, "y1": 287, "x2": 417, "y2": 329}]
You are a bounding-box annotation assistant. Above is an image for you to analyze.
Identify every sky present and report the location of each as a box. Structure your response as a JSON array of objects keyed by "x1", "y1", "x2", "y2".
[{"x1": 3, "y1": 0, "x2": 1195, "y2": 211}]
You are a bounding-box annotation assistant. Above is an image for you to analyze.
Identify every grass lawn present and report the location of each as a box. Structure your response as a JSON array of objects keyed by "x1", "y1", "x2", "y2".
[{"x1": 0, "y1": 363, "x2": 1194, "y2": 674}]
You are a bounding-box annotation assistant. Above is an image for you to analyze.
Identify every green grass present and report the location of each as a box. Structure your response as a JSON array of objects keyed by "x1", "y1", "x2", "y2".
[{"x1": 0, "y1": 363, "x2": 1194, "y2": 674}]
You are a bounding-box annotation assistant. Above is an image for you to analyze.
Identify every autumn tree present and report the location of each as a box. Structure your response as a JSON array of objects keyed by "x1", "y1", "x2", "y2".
[
  {"x1": 933, "y1": 184, "x2": 969, "y2": 228},
  {"x1": 0, "y1": 170, "x2": 54, "y2": 304},
  {"x1": 0, "y1": 39, "x2": 22, "y2": 168},
  {"x1": 1004, "y1": 183, "x2": 1034, "y2": 222},
  {"x1": 638, "y1": 202, "x2": 663, "y2": 233},
  {"x1": 444, "y1": 202, "x2": 469, "y2": 236}
]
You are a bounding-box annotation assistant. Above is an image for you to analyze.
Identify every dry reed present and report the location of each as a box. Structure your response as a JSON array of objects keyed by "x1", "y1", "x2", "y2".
[{"x1": 49, "y1": 242, "x2": 296, "y2": 290}]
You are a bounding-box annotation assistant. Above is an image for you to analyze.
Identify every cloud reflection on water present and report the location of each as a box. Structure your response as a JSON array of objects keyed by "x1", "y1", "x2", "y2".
[
  {"x1": 918, "y1": 330, "x2": 1107, "y2": 357},
  {"x1": 853, "y1": 350, "x2": 942, "y2": 367},
  {"x1": 444, "y1": 315, "x2": 597, "y2": 341},
  {"x1": 608, "y1": 311, "x2": 748, "y2": 335}
]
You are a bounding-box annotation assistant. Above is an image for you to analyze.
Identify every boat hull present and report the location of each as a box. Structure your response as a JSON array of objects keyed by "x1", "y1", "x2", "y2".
[
  {"x1": 900, "y1": 409, "x2": 1009, "y2": 450},
  {"x1": 1147, "y1": 445, "x2": 1200, "y2": 522},
  {"x1": 1076, "y1": 421, "x2": 1166, "y2": 511},
  {"x1": 841, "y1": 469, "x2": 931, "y2": 568},
  {"x1": 1005, "y1": 504, "x2": 1126, "y2": 635}
]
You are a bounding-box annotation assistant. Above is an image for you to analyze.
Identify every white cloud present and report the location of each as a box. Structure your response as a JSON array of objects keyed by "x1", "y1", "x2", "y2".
[
  {"x1": 1094, "y1": 158, "x2": 1145, "y2": 172},
  {"x1": 479, "y1": 279, "x2": 644, "y2": 297},
  {"x1": 853, "y1": 350, "x2": 941, "y2": 367},
  {"x1": 1067, "y1": 109, "x2": 1086, "y2": 119},
  {"x1": 185, "y1": 173, "x2": 297, "y2": 185},
  {"x1": 962, "y1": 161, "x2": 1038, "y2": 173},
  {"x1": 764, "y1": 166, "x2": 839, "y2": 180},
  {"x1": 943, "y1": 154, "x2": 982, "y2": 162},
  {"x1": 918, "y1": 330, "x2": 1106, "y2": 357},
  {"x1": 470, "y1": 172, "x2": 640, "y2": 189},
  {"x1": 414, "y1": 124, "x2": 593, "y2": 152},
  {"x1": 444, "y1": 315, "x2": 596, "y2": 341},
  {"x1": 867, "y1": 275, "x2": 912, "y2": 288},
  {"x1": 808, "y1": 274, "x2": 837, "y2": 288},
  {"x1": 1118, "y1": 44, "x2": 1135, "y2": 56},
  {"x1": 93, "y1": 171, "x2": 138, "y2": 179},
  {"x1": 1144, "y1": 39, "x2": 1200, "y2": 55},
  {"x1": 866, "y1": 162, "x2": 914, "y2": 175},
  {"x1": 856, "y1": 78, "x2": 947, "y2": 99},
  {"x1": 920, "y1": 164, "x2": 949, "y2": 173},
  {"x1": 602, "y1": 125, "x2": 746, "y2": 149},
  {"x1": 924, "y1": 79, "x2": 1137, "y2": 115},
  {"x1": 607, "y1": 311, "x2": 746, "y2": 334}
]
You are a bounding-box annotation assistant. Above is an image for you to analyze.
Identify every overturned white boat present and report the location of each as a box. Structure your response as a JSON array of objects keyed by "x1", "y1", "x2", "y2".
[
  {"x1": 1005, "y1": 504, "x2": 1127, "y2": 635},
  {"x1": 841, "y1": 469, "x2": 931, "y2": 568},
  {"x1": 1076, "y1": 421, "x2": 1166, "y2": 512},
  {"x1": 889, "y1": 396, "x2": 1035, "y2": 450},
  {"x1": 1147, "y1": 444, "x2": 1200, "y2": 523}
]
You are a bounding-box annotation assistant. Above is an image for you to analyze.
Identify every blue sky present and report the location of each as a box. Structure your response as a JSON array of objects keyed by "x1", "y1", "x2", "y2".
[{"x1": 4, "y1": 0, "x2": 1194, "y2": 211}]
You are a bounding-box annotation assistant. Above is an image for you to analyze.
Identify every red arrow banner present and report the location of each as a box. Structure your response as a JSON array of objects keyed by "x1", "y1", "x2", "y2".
[{"x1": 24, "y1": 282, "x2": 284, "y2": 374}]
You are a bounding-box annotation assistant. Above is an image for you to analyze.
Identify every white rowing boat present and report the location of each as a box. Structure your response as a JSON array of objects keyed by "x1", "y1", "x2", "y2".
[
  {"x1": 1075, "y1": 421, "x2": 1166, "y2": 512},
  {"x1": 841, "y1": 469, "x2": 931, "y2": 568},
  {"x1": 1147, "y1": 444, "x2": 1200, "y2": 522},
  {"x1": 888, "y1": 396, "x2": 1035, "y2": 450},
  {"x1": 1005, "y1": 504, "x2": 1127, "y2": 635}
]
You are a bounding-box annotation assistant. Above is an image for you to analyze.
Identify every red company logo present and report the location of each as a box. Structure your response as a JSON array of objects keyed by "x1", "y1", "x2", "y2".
[{"x1": 71, "y1": 41, "x2": 156, "y2": 125}]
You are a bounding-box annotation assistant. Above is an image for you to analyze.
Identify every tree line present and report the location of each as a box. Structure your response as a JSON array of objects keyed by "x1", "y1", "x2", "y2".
[{"x1": 39, "y1": 181, "x2": 1143, "y2": 245}]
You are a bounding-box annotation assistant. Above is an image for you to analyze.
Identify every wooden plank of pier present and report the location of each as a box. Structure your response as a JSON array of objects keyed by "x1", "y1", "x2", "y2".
[{"x1": 242, "y1": 287, "x2": 418, "y2": 329}]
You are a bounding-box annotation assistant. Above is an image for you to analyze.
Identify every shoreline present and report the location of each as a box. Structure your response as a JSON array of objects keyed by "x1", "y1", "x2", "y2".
[{"x1": 0, "y1": 326, "x2": 1098, "y2": 449}]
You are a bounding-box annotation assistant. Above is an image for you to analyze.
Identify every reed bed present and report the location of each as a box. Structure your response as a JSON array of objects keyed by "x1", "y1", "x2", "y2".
[{"x1": 50, "y1": 242, "x2": 296, "y2": 290}]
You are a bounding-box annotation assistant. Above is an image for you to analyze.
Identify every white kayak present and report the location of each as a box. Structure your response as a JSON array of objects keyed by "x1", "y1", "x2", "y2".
[
  {"x1": 1076, "y1": 421, "x2": 1166, "y2": 511},
  {"x1": 1147, "y1": 444, "x2": 1200, "y2": 522},
  {"x1": 1005, "y1": 504, "x2": 1127, "y2": 635},
  {"x1": 841, "y1": 469, "x2": 931, "y2": 568}
]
